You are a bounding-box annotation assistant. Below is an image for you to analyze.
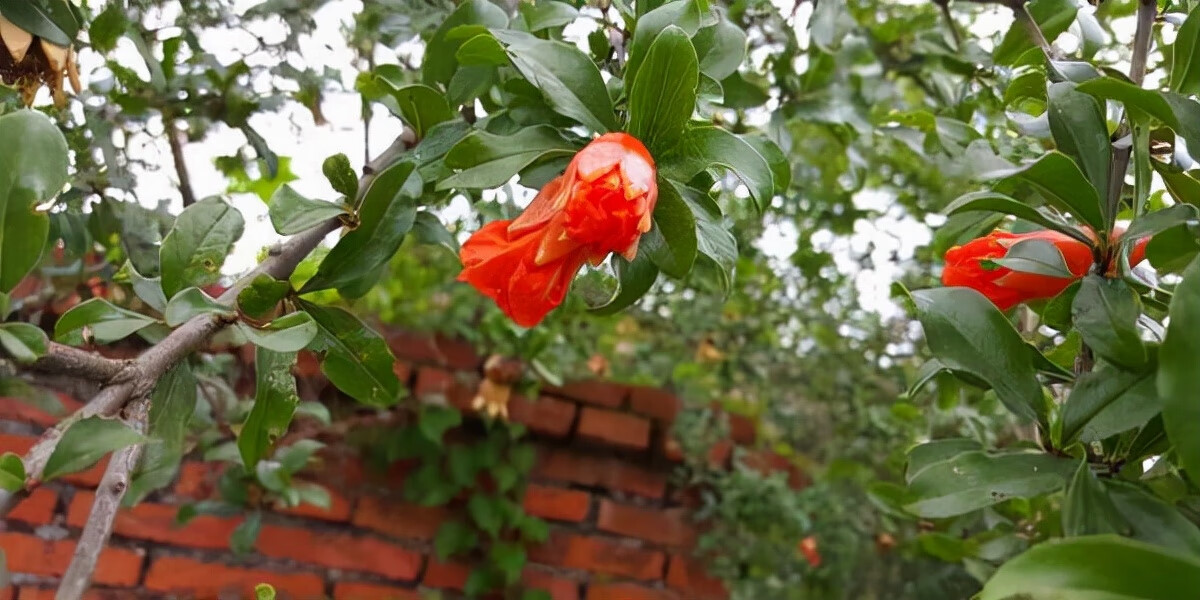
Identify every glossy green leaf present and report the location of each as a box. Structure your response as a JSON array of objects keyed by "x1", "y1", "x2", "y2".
[
  {"x1": 692, "y1": 18, "x2": 746, "y2": 81},
  {"x1": 905, "y1": 439, "x2": 983, "y2": 483},
  {"x1": 43, "y1": 416, "x2": 147, "y2": 481},
  {"x1": 468, "y1": 494, "x2": 504, "y2": 537},
  {"x1": 237, "y1": 274, "x2": 291, "y2": 320},
  {"x1": 322, "y1": 153, "x2": 358, "y2": 199},
  {"x1": 1075, "y1": 79, "x2": 1200, "y2": 157},
  {"x1": 993, "y1": 238, "x2": 1074, "y2": 278},
  {"x1": 1123, "y1": 204, "x2": 1199, "y2": 242},
  {"x1": 54, "y1": 298, "x2": 157, "y2": 344},
  {"x1": 493, "y1": 30, "x2": 619, "y2": 133},
  {"x1": 1063, "y1": 460, "x2": 1128, "y2": 537},
  {"x1": 422, "y1": 0, "x2": 508, "y2": 86},
  {"x1": 1160, "y1": 255, "x2": 1200, "y2": 481},
  {"x1": 1062, "y1": 363, "x2": 1159, "y2": 443},
  {"x1": 1047, "y1": 82, "x2": 1110, "y2": 210},
  {"x1": 625, "y1": 0, "x2": 704, "y2": 84},
  {"x1": 411, "y1": 211, "x2": 459, "y2": 254},
  {"x1": 434, "y1": 520, "x2": 478, "y2": 560},
  {"x1": 1107, "y1": 480, "x2": 1200, "y2": 555},
  {"x1": 627, "y1": 26, "x2": 698, "y2": 154},
  {"x1": 159, "y1": 197, "x2": 245, "y2": 298},
  {"x1": 642, "y1": 180, "x2": 697, "y2": 278},
  {"x1": 944, "y1": 191, "x2": 1091, "y2": 244},
  {"x1": 1071, "y1": 276, "x2": 1146, "y2": 370},
  {"x1": 1146, "y1": 222, "x2": 1200, "y2": 273},
  {"x1": 302, "y1": 162, "x2": 421, "y2": 295},
  {"x1": 0, "y1": 323, "x2": 47, "y2": 364},
  {"x1": 236, "y1": 312, "x2": 318, "y2": 353},
  {"x1": 979, "y1": 535, "x2": 1200, "y2": 600},
  {"x1": 0, "y1": 452, "x2": 25, "y2": 492},
  {"x1": 86, "y1": 1, "x2": 127, "y2": 52},
  {"x1": 904, "y1": 450, "x2": 1075, "y2": 518},
  {"x1": 268, "y1": 185, "x2": 347, "y2": 236},
  {"x1": 380, "y1": 84, "x2": 455, "y2": 139},
  {"x1": 910, "y1": 288, "x2": 1045, "y2": 422},
  {"x1": 992, "y1": 0, "x2": 1076, "y2": 65},
  {"x1": 438, "y1": 126, "x2": 575, "y2": 190},
  {"x1": 456, "y1": 34, "x2": 508, "y2": 66},
  {"x1": 519, "y1": 0, "x2": 578, "y2": 31},
  {"x1": 164, "y1": 288, "x2": 235, "y2": 327},
  {"x1": 980, "y1": 151, "x2": 1105, "y2": 231},
  {"x1": 0, "y1": 0, "x2": 81, "y2": 46},
  {"x1": 230, "y1": 511, "x2": 262, "y2": 555},
  {"x1": 1170, "y1": 7, "x2": 1200, "y2": 96},
  {"x1": 125, "y1": 262, "x2": 168, "y2": 314},
  {"x1": 588, "y1": 253, "x2": 659, "y2": 316},
  {"x1": 127, "y1": 364, "x2": 197, "y2": 505},
  {"x1": 299, "y1": 300, "x2": 400, "y2": 407},
  {"x1": 238, "y1": 348, "x2": 299, "y2": 469},
  {"x1": 0, "y1": 111, "x2": 68, "y2": 293},
  {"x1": 660, "y1": 126, "x2": 775, "y2": 211}
]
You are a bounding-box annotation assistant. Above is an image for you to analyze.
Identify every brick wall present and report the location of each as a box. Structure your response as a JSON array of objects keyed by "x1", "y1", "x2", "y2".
[{"x1": 1, "y1": 331, "x2": 805, "y2": 600}]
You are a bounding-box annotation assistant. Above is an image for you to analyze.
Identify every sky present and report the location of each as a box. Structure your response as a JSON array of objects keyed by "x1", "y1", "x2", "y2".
[{"x1": 71, "y1": 0, "x2": 1142, "y2": 318}]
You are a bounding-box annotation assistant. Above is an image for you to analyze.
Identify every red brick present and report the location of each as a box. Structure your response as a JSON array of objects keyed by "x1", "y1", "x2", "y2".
[
  {"x1": 0, "y1": 393, "x2": 79, "y2": 427},
  {"x1": 0, "y1": 532, "x2": 142, "y2": 586},
  {"x1": 577, "y1": 408, "x2": 651, "y2": 450},
  {"x1": 434, "y1": 334, "x2": 482, "y2": 371},
  {"x1": 535, "y1": 448, "x2": 668, "y2": 499},
  {"x1": 394, "y1": 360, "x2": 414, "y2": 384},
  {"x1": 535, "y1": 534, "x2": 665, "y2": 580},
  {"x1": 523, "y1": 567, "x2": 579, "y2": 600},
  {"x1": 523, "y1": 484, "x2": 590, "y2": 522},
  {"x1": 422, "y1": 558, "x2": 471, "y2": 590},
  {"x1": 597, "y1": 501, "x2": 696, "y2": 548},
  {"x1": 547, "y1": 380, "x2": 628, "y2": 408},
  {"x1": 9, "y1": 487, "x2": 56, "y2": 525},
  {"x1": 726, "y1": 412, "x2": 756, "y2": 444},
  {"x1": 16, "y1": 589, "x2": 145, "y2": 600},
  {"x1": 144, "y1": 556, "x2": 325, "y2": 599},
  {"x1": 67, "y1": 491, "x2": 238, "y2": 550},
  {"x1": 587, "y1": 583, "x2": 680, "y2": 600},
  {"x1": 334, "y1": 582, "x2": 422, "y2": 600},
  {"x1": 0, "y1": 588, "x2": 10, "y2": 600},
  {"x1": 628, "y1": 386, "x2": 681, "y2": 422},
  {"x1": 272, "y1": 482, "x2": 353, "y2": 522},
  {"x1": 508, "y1": 394, "x2": 577, "y2": 437},
  {"x1": 663, "y1": 439, "x2": 732, "y2": 467},
  {"x1": 257, "y1": 524, "x2": 423, "y2": 580},
  {"x1": 0, "y1": 434, "x2": 105, "y2": 487},
  {"x1": 739, "y1": 450, "x2": 809, "y2": 490},
  {"x1": 666, "y1": 555, "x2": 728, "y2": 599},
  {"x1": 415, "y1": 367, "x2": 477, "y2": 410},
  {"x1": 386, "y1": 331, "x2": 480, "y2": 370},
  {"x1": 352, "y1": 496, "x2": 449, "y2": 540},
  {"x1": 175, "y1": 461, "x2": 223, "y2": 499}
]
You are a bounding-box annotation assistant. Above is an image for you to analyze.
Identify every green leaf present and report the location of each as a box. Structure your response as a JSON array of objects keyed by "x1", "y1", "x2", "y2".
[
  {"x1": 0, "y1": 323, "x2": 47, "y2": 364},
  {"x1": 419, "y1": 405, "x2": 462, "y2": 445},
  {"x1": 236, "y1": 312, "x2": 318, "y2": 353},
  {"x1": 1146, "y1": 222, "x2": 1200, "y2": 273},
  {"x1": 588, "y1": 253, "x2": 658, "y2": 315},
  {"x1": 944, "y1": 191, "x2": 1091, "y2": 244},
  {"x1": 992, "y1": 238, "x2": 1074, "y2": 278},
  {"x1": 302, "y1": 162, "x2": 421, "y2": 295},
  {"x1": 904, "y1": 450, "x2": 1075, "y2": 518},
  {"x1": 276, "y1": 439, "x2": 323, "y2": 474},
  {"x1": 980, "y1": 151, "x2": 1105, "y2": 231},
  {"x1": 379, "y1": 83, "x2": 455, "y2": 139},
  {"x1": 642, "y1": 180, "x2": 697, "y2": 278},
  {"x1": 1124, "y1": 204, "x2": 1200, "y2": 242},
  {"x1": 237, "y1": 275, "x2": 291, "y2": 320},
  {"x1": 238, "y1": 348, "x2": 299, "y2": 469},
  {"x1": 456, "y1": 34, "x2": 508, "y2": 66},
  {"x1": 447, "y1": 444, "x2": 480, "y2": 487},
  {"x1": 1063, "y1": 460, "x2": 1128, "y2": 537},
  {"x1": 322, "y1": 153, "x2": 358, "y2": 199},
  {"x1": 294, "y1": 401, "x2": 331, "y2": 426},
  {"x1": 434, "y1": 520, "x2": 478, "y2": 560},
  {"x1": 1047, "y1": 82, "x2": 1111, "y2": 211},
  {"x1": 1075, "y1": 79, "x2": 1200, "y2": 158},
  {"x1": 127, "y1": 364, "x2": 198, "y2": 505},
  {"x1": 43, "y1": 417, "x2": 147, "y2": 481},
  {"x1": 520, "y1": 0, "x2": 578, "y2": 31},
  {"x1": 625, "y1": 0, "x2": 703, "y2": 84},
  {"x1": 1160, "y1": 255, "x2": 1200, "y2": 481},
  {"x1": 164, "y1": 288, "x2": 235, "y2": 327},
  {"x1": 905, "y1": 439, "x2": 983, "y2": 483},
  {"x1": 0, "y1": 0, "x2": 82, "y2": 46},
  {"x1": 627, "y1": 26, "x2": 698, "y2": 154},
  {"x1": 299, "y1": 300, "x2": 400, "y2": 407},
  {"x1": 1106, "y1": 480, "x2": 1200, "y2": 555},
  {"x1": 1071, "y1": 276, "x2": 1146, "y2": 370},
  {"x1": 992, "y1": 0, "x2": 1076, "y2": 65},
  {"x1": 411, "y1": 212, "x2": 459, "y2": 254},
  {"x1": 692, "y1": 18, "x2": 746, "y2": 81},
  {"x1": 719, "y1": 71, "x2": 768, "y2": 109},
  {"x1": 0, "y1": 452, "x2": 25, "y2": 492},
  {"x1": 422, "y1": 0, "x2": 508, "y2": 86},
  {"x1": 438, "y1": 126, "x2": 575, "y2": 190},
  {"x1": 125, "y1": 262, "x2": 168, "y2": 314},
  {"x1": 659, "y1": 126, "x2": 775, "y2": 211},
  {"x1": 468, "y1": 494, "x2": 504, "y2": 537},
  {"x1": 86, "y1": 1, "x2": 128, "y2": 53},
  {"x1": 230, "y1": 511, "x2": 262, "y2": 555},
  {"x1": 0, "y1": 111, "x2": 68, "y2": 293},
  {"x1": 490, "y1": 541, "x2": 526, "y2": 585},
  {"x1": 1170, "y1": 7, "x2": 1200, "y2": 96},
  {"x1": 159, "y1": 197, "x2": 245, "y2": 298},
  {"x1": 1062, "y1": 364, "x2": 1159, "y2": 443},
  {"x1": 268, "y1": 185, "x2": 347, "y2": 236},
  {"x1": 254, "y1": 583, "x2": 276, "y2": 600},
  {"x1": 910, "y1": 288, "x2": 1045, "y2": 422},
  {"x1": 978, "y1": 535, "x2": 1200, "y2": 600},
  {"x1": 54, "y1": 298, "x2": 157, "y2": 344},
  {"x1": 493, "y1": 30, "x2": 619, "y2": 133}
]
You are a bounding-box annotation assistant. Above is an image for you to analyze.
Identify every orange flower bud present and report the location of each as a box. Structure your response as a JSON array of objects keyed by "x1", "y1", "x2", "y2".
[
  {"x1": 458, "y1": 133, "x2": 657, "y2": 326},
  {"x1": 941, "y1": 227, "x2": 1149, "y2": 311},
  {"x1": 798, "y1": 535, "x2": 821, "y2": 568}
]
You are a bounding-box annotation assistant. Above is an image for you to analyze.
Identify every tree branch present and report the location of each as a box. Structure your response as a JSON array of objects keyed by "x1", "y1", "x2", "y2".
[
  {"x1": 167, "y1": 119, "x2": 197, "y2": 208},
  {"x1": 24, "y1": 342, "x2": 126, "y2": 381},
  {"x1": 1104, "y1": 0, "x2": 1157, "y2": 226}
]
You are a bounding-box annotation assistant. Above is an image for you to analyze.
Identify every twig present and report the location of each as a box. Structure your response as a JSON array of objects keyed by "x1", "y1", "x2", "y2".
[
  {"x1": 23, "y1": 342, "x2": 125, "y2": 381},
  {"x1": 1104, "y1": 0, "x2": 1156, "y2": 227},
  {"x1": 934, "y1": 0, "x2": 963, "y2": 49},
  {"x1": 55, "y1": 396, "x2": 150, "y2": 600},
  {"x1": 1009, "y1": 1, "x2": 1051, "y2": 56},
  {"x1": 166, "y1": 119, "x2": 197, "y2": 208}
]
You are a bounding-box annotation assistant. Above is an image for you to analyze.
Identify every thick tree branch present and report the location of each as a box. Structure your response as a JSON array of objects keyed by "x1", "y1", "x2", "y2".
[{"x1": 24, "y1": 342, "x2": 126, "y2": 381}]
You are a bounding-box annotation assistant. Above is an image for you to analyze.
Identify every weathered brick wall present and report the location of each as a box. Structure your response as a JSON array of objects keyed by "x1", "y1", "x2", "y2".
[{"x1": 1, "y1": 331, "x2": 803, "y2": 600}]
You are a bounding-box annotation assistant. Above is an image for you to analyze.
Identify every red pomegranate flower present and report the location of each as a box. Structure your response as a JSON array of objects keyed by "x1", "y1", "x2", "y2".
[
  {"x1": 941, "y1": 227, "x2": 1149, "y2": 311},
  {"x1": 458, "y1": 133, "x2": 657, "y2": 327},
  {"x1": 798, "y1": 536, "x2": 821, "y2": 568}
]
